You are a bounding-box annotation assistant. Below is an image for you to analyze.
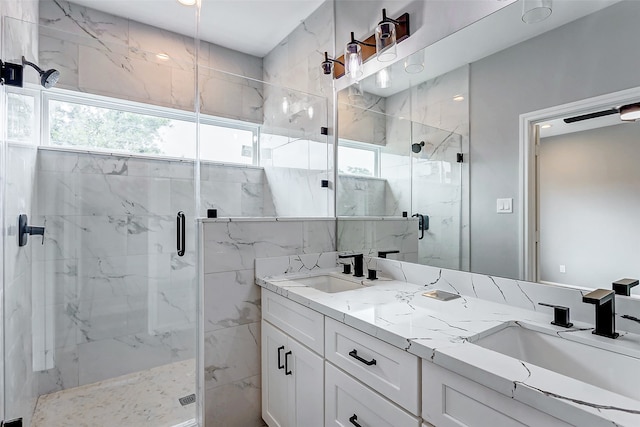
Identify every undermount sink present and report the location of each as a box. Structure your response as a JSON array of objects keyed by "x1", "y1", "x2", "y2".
[
  {"x1": 292, "y1": 275, "x2": 365, "y2": 293},
  {"x1": 475, "y1": 325, "x2": 640, "y2": 401}
]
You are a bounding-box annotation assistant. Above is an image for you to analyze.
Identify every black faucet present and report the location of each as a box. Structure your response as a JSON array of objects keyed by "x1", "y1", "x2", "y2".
[
  {"x1": 538, "y1": 302, "x2": 573, "y2": 328},
  {"x1": 582, "y1": 289, "x2": 619, "y2": 339},
  {"x1": 377, "y1": 250, "x2": 399, "y2": 259},
  {"x1": 338, "y1": 253, "x2": 364, "y2": 278},
  {"x1": 612, "y1": 278, "x2": 639, "y2": 296}
]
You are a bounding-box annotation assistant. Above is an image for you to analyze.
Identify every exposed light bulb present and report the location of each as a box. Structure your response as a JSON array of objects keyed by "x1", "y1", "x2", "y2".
[
  {"x1": 540, "y1": 124, "x2": 552, "y2": 129},
  {"x1": 156, "y1": 53, "x2": 170, "y2": 61},
  {"x1": 282, "y1": 97, "x2": 289, "y2": 114},
  {"x1": 453, "y1": 95, "x2": 465, "y2": 102},
  {"x1": 307, "y1": 106, "x2": 314, "y2": 119}
]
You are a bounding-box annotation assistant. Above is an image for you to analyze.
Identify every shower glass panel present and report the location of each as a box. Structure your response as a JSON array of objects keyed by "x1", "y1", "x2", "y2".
[
  {"x1": 411, "y1": 123, "x2": 463, "y2": 270},
  {"x1": 196, "y1": 64, "x2": 331, "y2": 218},
  {"x1": 336, "y1": 92, "x2": 412, "y2": 217},
  {"x1": 3, "y1": 17, "x2": 199, "y2": 426}
]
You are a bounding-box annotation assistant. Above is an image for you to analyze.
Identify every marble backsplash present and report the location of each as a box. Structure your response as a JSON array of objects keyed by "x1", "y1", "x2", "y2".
[
  {"x1": 337, "y1": 217, "x2": 419, "y2": 263},
  {"x1": 200, "y1": 218, "x2": 335, "y2": 426}
]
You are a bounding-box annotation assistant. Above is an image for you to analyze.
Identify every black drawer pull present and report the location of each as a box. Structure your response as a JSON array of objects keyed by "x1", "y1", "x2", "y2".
[
  {"x1": 349, "y1": 414, "x2": 362, "y2": 427},
  {"x1": 277, "y1": 346, "x2": 285, "y2": 370},
  {"x1": 349, "y1": 349, "x2": 376, "y2": 366},
  {"x1": 285, "y1": 351, "x2": 292, "y2": 375}
]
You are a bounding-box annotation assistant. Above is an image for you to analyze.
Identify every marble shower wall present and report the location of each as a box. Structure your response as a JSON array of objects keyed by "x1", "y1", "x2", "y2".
[
  {"x1": 410, "y1": 65, "x2": 469, "y2": 271},
  {"x1": 200, "y1": 218, "x2": 335, "y2": 426},
  {"x1": 38, "y1": 0, "x2": 263, "y2": 121},
  {"x1": 31, "y1": 149, "x2": 277, "y2": 398},
  {"x1": 262, "y1": 0, "x2": 336, "y2": 215},
  {"x1": 1, "y1": 2, "x2": 40, "y2": 424},
  {"x1": 337, "y1": 217, "x2": 419, "y2": 263}
]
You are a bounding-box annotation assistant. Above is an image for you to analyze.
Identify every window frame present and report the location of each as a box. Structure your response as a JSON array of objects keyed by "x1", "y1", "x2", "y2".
[
  {"x1": 41, "y1": 88, "x2": 260, "y2": 165},
  {"x1": 337, "y1": 138, "x2": 381, "y2": 178}
]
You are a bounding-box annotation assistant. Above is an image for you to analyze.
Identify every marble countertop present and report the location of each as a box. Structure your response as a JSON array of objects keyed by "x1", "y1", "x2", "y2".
[{"x1": 257, "y1": 269, "x2": 640, "y2": 427}]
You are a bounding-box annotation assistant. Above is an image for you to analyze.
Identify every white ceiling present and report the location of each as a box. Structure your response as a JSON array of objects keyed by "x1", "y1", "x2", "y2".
[{"x1": 68, "y1": 0, "x2": 325, "y2": 57}]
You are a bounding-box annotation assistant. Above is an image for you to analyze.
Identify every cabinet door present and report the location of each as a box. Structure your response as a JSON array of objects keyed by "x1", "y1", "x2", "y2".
[
  {"x1": 287, "y1": 336, "x2": 324, "y2": 427},
  {"x1": 262, "y1": 321, "x2": 289, "y2": 427}
]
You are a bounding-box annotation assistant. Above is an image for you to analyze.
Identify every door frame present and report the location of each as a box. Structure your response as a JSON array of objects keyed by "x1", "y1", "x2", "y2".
[{"x1": 519, "y1": 86, "x2": 640, "y2": 282}]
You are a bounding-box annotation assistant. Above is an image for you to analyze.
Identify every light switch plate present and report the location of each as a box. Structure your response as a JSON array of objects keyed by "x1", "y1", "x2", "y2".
[{"x1": 496, "y1": 198, "x2": 513, "y2": 214}]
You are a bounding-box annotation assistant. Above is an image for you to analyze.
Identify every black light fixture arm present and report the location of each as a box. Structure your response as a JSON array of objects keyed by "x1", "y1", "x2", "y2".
[
  {"x1": 349, "y1": 32, "x2": 376, "y2": 48},
  {"x1": 379, "y1": 8, "x2": 402, "y2": 25},
  {"x1": 323, "y1": 51, "x2": 343, "y2": 67}
]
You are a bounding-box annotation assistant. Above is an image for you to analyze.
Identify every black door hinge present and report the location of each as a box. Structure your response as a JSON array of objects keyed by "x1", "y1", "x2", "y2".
[
  {"x1": 3, "y1": 418, "x2": 24, "y2": 427},
  {"x1": 456, "y1": 153, "x2": 463, "y2": 163},
  {"x1": 320, "y1": 127, "x2": 328, "y2": 135}
]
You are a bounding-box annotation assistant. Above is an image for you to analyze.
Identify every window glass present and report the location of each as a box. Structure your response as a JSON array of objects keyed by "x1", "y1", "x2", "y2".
[
  {"x1": 47, "y1": 98, "x2": 257, "y2": 165},
  {"x1": 7, "y1": 92, "x2": 36, "y2": 143},
  {"x1": 338, "y1": 143, "x2": 378, "y2": 177}
]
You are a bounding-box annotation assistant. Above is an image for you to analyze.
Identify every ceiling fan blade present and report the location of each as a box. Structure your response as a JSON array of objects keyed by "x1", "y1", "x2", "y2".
[{"x1": 563, "y1": 109, "x2": 618, "y2": 123}]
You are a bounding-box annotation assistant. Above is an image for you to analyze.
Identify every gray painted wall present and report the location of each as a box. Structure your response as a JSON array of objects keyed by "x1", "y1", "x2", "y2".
[
  {"x1": 539, "y1": 123, "x2": 640, "y2": 291},
  {"x1": 469, "y1": 1, "x2": 640, "y2": 279}
]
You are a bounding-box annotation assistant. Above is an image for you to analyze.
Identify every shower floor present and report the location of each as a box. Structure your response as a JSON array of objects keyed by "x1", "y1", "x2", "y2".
[{"x1": 32, "y1": 359, "x2": 196, "y2": 427}]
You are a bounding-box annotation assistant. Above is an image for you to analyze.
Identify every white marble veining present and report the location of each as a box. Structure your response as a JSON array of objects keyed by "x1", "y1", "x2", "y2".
[
  {"x1": 256, "y1": 254, "x2": 640, "y2": 427},
  {"x1": 32, "y1": 359, "x2": 196, "y2": 427},
  {"x1": 200, "y1": 218, "x2": 335, "y2": 426}
]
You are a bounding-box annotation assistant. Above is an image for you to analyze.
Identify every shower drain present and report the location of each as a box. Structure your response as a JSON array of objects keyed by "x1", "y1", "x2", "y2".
[{"x1": 179, "y1": 393, "x2": 196, "y2": 406}]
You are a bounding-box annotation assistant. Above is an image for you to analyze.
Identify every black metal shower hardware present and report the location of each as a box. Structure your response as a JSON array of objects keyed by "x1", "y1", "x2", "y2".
[
  {"x1": 18, "y1": 214, "x2": 45, "y2": 247},
  {"x1": 177, "y1": 211, "x2": 185, "y2": 257},
  {"x1": 0, "y1": 57, "x2": 60, "y2": 88},
  {"x1": 412, "y1": 213, "x2": 429, "y2": 240}
]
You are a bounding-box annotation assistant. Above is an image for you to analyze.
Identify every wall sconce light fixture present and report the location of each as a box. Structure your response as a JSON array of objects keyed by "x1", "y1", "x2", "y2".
[
  {"x1": 321, "y1": 52, "x2": 344, "y2": 76},
  {"x1": 619, "y1": 103, "x2": 640, "y2": 121},
  {"x1": 322, "y1": 9, "x2": 410, "y2": 79},
  {"x1": 376, "y1": 9, "x2": 405, "y2": 62}
]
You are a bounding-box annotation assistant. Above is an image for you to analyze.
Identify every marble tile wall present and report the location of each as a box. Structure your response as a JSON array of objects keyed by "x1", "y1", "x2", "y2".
[
  {"x1": 31, "y1": 149, "x2": 279, "y2": 399},
  {"x1": 337, "y1": 175, "x2": 386, "y2": 216},
  {"x1": 337, "y1": 217, "x2": 419, "y2": 263},
  {"x1": 337, "y1": 89, "x2": 387, "y2": 146},
  {"x1": 200, "y1": 218, "x2": 336, "y2": 427},
  {"x1": 262, "y1": 1, "x2": 335, "y2": 216},
  {"x1": 38, "y1": 0, "x2": 264, "y2": 122},
  {"x1": 1, "y1": 1, "x2": 40, "y2": 424}
]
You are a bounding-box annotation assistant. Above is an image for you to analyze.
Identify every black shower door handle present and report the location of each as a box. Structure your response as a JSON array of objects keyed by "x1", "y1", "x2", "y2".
[{"x1": 177, "y1": 211, "x2": 185, "y2": 257}]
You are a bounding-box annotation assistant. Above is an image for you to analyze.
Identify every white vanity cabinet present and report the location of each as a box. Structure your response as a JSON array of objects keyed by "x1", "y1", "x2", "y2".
[
  {"x1": 261, "y1": 290, "x2": 324, "y2": 427},
  {"x1": 422, "y1": 360, "x2": 573, "y2": 427}
]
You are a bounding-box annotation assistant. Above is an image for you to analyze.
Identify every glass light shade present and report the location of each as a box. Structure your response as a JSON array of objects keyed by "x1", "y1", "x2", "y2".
[
  {"x1": 375, "y1": 22, "x2": 397, "y2": 62},
  {"x1": 345, "y1": 42, "x2": 363, "y2": 79},
  {"x1": 376, "y1": 68, "x2": 391, "y2": 89},
  {"x1": 522, "y1": 0, "x2": 552, "y2": 24},
  {"x1": 404, "y1": 50, "x2": 424, "y2": 74},
  {"x1": 620, "y1": 104, "x2": 640, "y2": 121}
]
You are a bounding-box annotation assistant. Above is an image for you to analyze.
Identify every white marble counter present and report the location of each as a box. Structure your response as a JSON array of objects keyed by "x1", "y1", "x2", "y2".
[{"x1": 256, "y1": 262, "x2": 640, "y2": 427}]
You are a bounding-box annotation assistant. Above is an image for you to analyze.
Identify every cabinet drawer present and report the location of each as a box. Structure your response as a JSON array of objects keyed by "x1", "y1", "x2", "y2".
[
  {"x1": 325, "y1": 317, "x2": 420, "y2": 415},
  {"x1": 326, "y1": 362, "x2": 420, "y2": 427},
  {"x1": 422, "y1": 360, "x2": 574, "y2": 427},
  {"x1": 262, "y1": 288, "x2": 324, "y2": 355}
]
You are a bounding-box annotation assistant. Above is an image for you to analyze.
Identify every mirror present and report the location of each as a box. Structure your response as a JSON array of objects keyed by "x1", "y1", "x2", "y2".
[{"x1": 336, "y1": 0, "x2": 639, "y2": 292}]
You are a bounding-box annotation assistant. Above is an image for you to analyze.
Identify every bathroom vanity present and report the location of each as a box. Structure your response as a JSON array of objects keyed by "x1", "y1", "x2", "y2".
[{"x1": 256, "y1": 254, "x2": 640, "y2": 427}]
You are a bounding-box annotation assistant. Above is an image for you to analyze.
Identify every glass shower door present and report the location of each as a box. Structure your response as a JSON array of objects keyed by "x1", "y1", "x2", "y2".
[{"x1": 411, "y1": 122, "x2": 464, "y2": 270}]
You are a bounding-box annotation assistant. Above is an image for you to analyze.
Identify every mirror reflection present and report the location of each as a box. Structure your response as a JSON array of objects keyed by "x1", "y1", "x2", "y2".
[{"x1": 336, "y1": 0, "x2": 639, "y2": 292}]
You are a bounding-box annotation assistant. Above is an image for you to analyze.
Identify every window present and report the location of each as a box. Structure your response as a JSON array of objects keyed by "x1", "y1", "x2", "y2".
[
  {"x1": 44, "y1": 92, "x2": 258, "y2": 165},
  {"x1": 338, "y1": 140, "x2": 379, "y2": 177},
  {"x1": 6, "y1": 88, "x2": 39, "y2": 144}
]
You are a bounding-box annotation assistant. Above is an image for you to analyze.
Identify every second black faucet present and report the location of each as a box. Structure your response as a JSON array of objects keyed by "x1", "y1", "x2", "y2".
[{"x1": 338, "y1": 253, "x2": 364, "y2": 277}]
